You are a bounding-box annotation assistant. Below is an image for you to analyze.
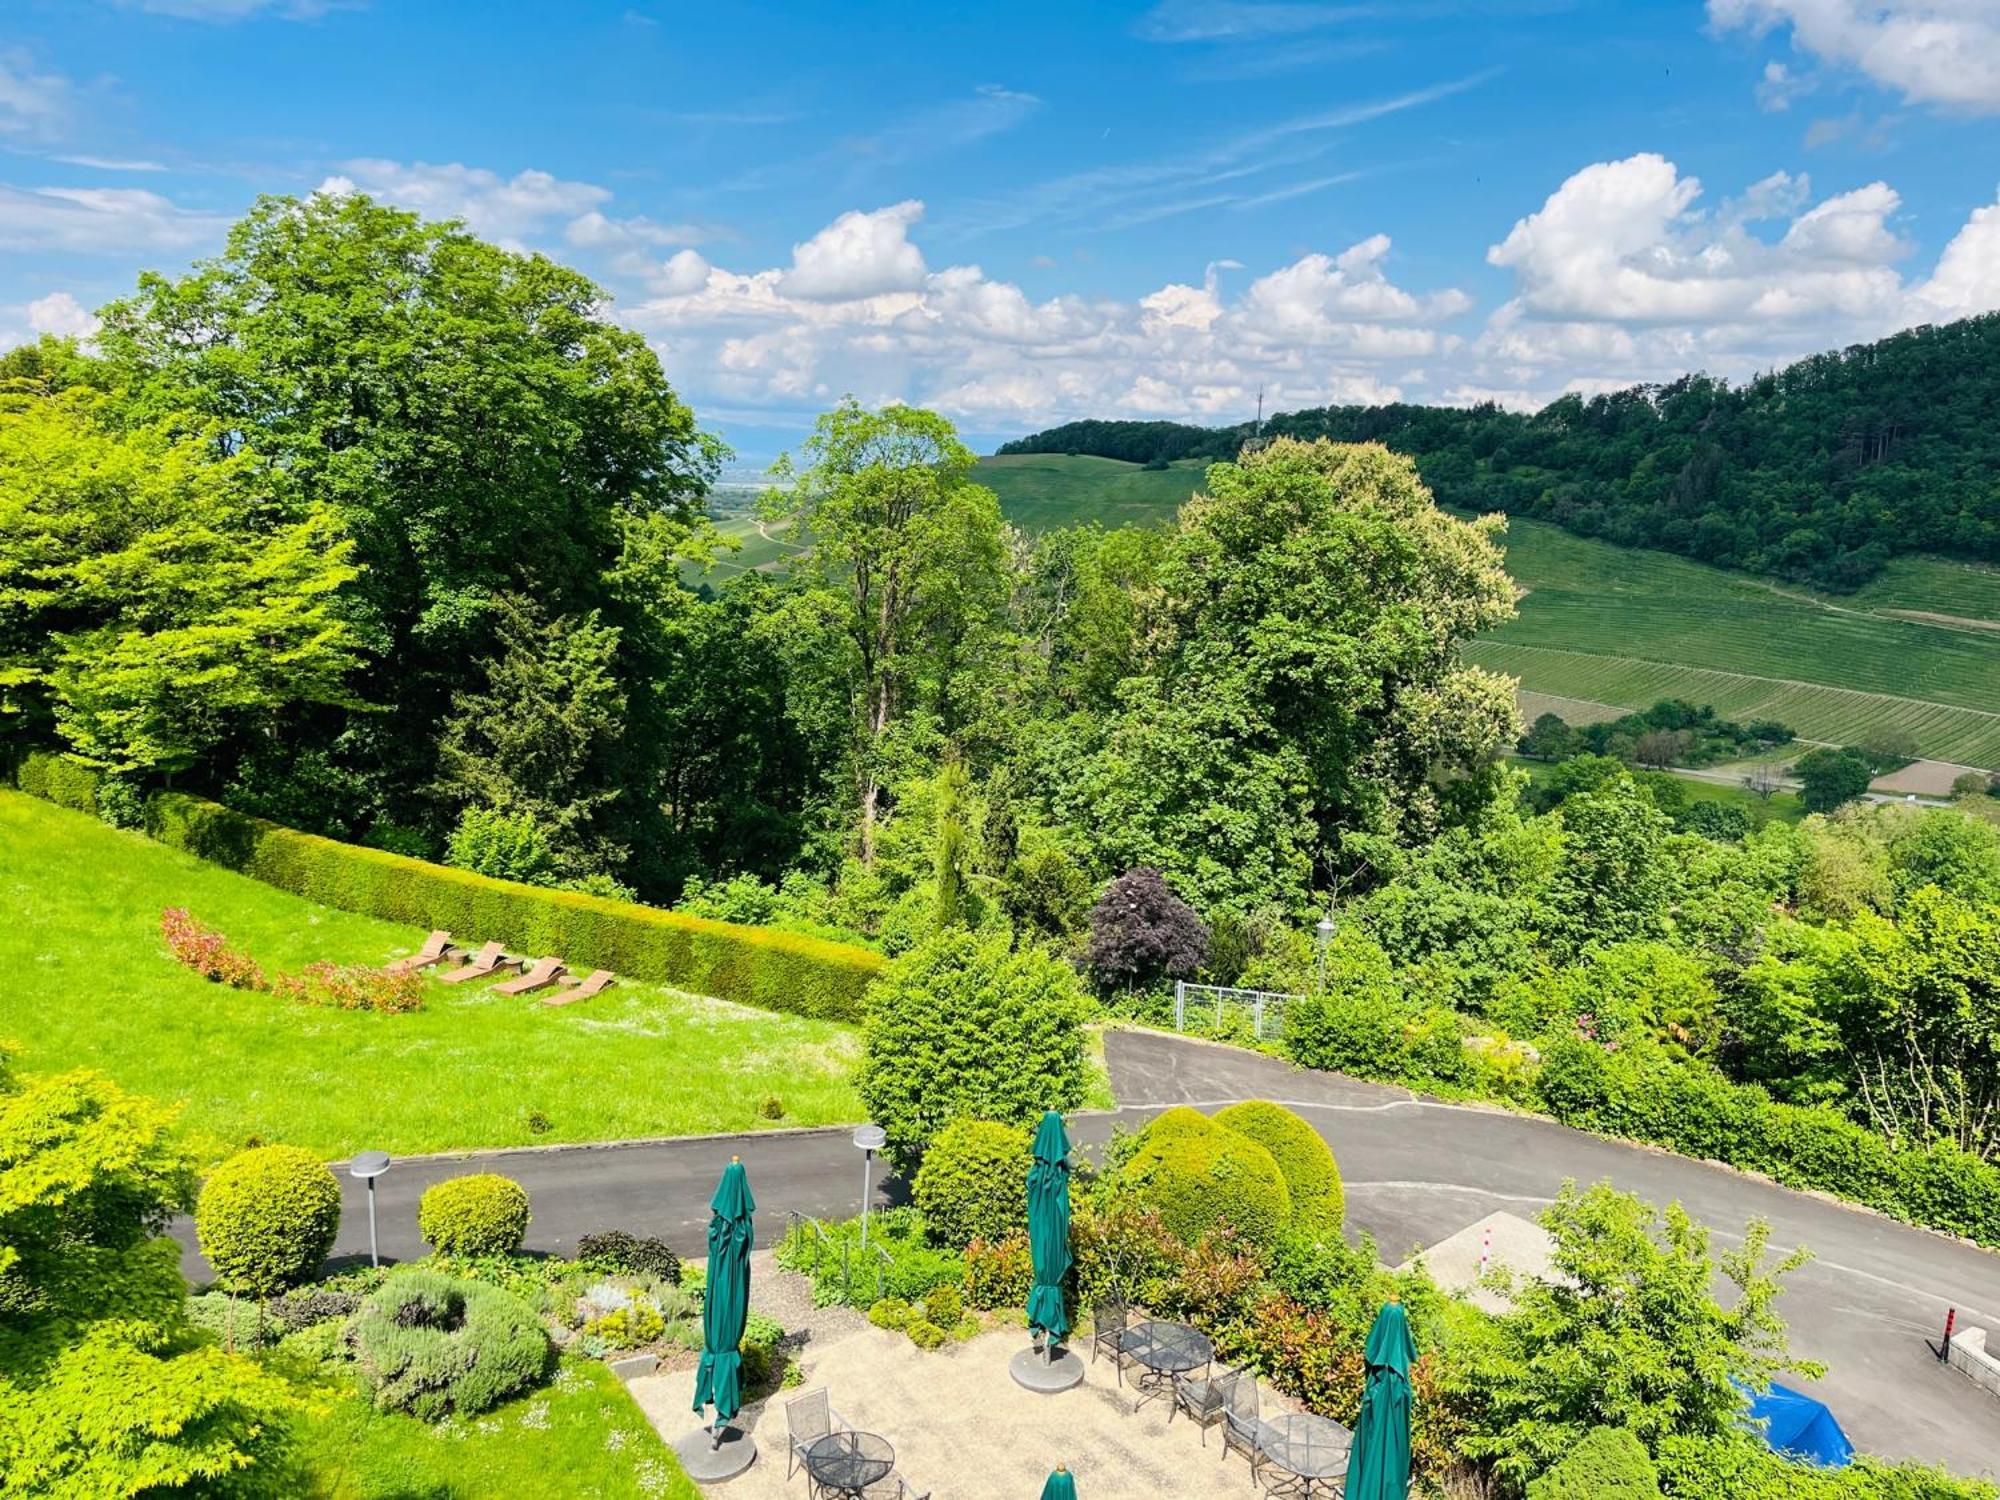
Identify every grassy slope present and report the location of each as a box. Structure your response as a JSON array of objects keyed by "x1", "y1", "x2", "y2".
[
  {"x1": 291, "y1": 1356, "x2": 694, "y2": 1500},
  {"x1": 0, "y1": 790, "x2": 861, "y2": 1161},
  {"x1": 973, "y1": 453, "x2": 2000, "y2": 769}
]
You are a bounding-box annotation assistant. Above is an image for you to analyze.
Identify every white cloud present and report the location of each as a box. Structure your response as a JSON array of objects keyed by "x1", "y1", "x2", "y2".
[
  {"x1": 0, "y1": 183, "x2": 226, "y2": 253},
  {"x1": 781, "y1": 201, "x2": 930, "y2": 300},
  {"x1": 623, "y1": 200, "x2": 1467, "y2": 426},
  {"x1": 1463, "y1": 154, "x2": 2000, "y2": 408},
  {"x1": 316, "y1": 160, "x2": 609, "y2": 248},
  {"x1": 0, "y1": 51, "x2": 72, "y2": 140},
  {"x1": 1136, "y1": 1, "x2": 1369, "y2": 42},
  {"x1": 1710, "y1": 0, "x2": 2000, "y2": 113},
  {"x1": 26, "y1": 291, "x2": 99, "y2": 338}
]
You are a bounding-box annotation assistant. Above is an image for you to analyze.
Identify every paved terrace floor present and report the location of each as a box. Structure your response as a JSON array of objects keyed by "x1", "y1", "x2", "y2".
[{"x1": 172, "y1": 1028, "x2": 2000, "y2": 1480}]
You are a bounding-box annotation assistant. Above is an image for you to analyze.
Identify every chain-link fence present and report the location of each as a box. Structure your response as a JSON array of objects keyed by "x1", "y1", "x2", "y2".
[{"x1": 1172, "y1": 980, "x2": 1302, "y2": 1041}]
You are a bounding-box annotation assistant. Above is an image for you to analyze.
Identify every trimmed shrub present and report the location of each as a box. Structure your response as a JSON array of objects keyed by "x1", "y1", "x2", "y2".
[
  {"x1": 858, "y1": 932, "x2": 1091, "y2": 1170},
  {"x1": 1214, "y1": 1100, "x2": 1343, "y2": 1233},
  {"x1": 906, "y1": 1319, "x2": 947, "y2": 1350},
  {"x1": 868, "y1": 1297, "x2": 913, "y2": 1331},
  {"x1": 921, "y1": 1281, "x2": 963, "y2": 1328},
  {"x1": 1527, "y1": 1426, "x2": 1661, "y2": 1499},
  {"x1": 196, "y1": 1145, "x2": 342, "y2": 1296},
  {"x1": 912, "y1": 1119, "x2": 1031, "y2": 1249},
  {"x1": 575, "y1": 1230, "x2": 682, "y2": 1283},
  {"x1": 15, "y1": 751, "x2": 101, "y2": 816},
  {"x1": 349, "y1": 1271, "x2": 551, "y2": 1420},
  {"x1": 418, "y1": 1174, "x2": 531, "y2": 1257},
  {"x1": 142, "y1": 790, "x2": 882, "y2": 1023},
  {"x1": 1120, "y1": 1107, "x2": 1292, "y2": 1245}
]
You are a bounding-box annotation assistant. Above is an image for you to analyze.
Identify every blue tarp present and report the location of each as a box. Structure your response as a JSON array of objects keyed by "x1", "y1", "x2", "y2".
[{"x1": 1742, "y1": 1382, "x2": 1855, "y2": 1468}]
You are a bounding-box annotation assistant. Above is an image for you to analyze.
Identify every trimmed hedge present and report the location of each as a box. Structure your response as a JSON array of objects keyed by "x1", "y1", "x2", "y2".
[
  {"x1": 10, "y1": 753, "x2": 883, "y2": 1023},
  {"x1": 15, "y1": 751, "x2": 101, "y2": 818},
  {"x1": 1121, "y1": 1106, "x2": 1293, "y2": 1245},
  {"x1": 1214, "y1": 1100, "x2": 1344, "y2": 1233}
]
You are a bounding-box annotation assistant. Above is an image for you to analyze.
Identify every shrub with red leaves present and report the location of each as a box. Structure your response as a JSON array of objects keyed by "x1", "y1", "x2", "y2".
[
  {"x1": 160, "y1": 908, "x2": 266, "y2": 991},
  {"x1": 273, "y1": 961, "x2": 426, "y2": 1014}
]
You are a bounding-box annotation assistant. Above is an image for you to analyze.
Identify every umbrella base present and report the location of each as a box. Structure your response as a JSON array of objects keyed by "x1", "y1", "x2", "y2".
[
  {"x1": 1011, "y1": 1345, "x2": 1085, "y2": 1393},
  {"x1": 674, "y1": 1424, "x2": 757, "y2": 1481}
]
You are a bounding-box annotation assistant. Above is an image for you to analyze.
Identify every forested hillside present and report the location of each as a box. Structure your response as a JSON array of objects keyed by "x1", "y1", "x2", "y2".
[{"x1": 999, "y1": 312, "x2": 2000, "y2": 590}]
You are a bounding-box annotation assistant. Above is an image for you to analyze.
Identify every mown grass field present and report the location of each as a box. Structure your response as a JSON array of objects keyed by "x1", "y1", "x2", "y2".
[
  {"x1": 289, "y1": 1356, "x2": 693, "y2": 1500},
  {"x1": 0, "y1": 790, "x2": 863, "y2": 1162},
  {"x1": 970, "y1": 452, "x2": 2000, "y2": 769}
]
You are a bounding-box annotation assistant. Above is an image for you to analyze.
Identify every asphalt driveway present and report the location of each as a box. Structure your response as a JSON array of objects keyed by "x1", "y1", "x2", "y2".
[{"x1": 171, "y1": 1027, "x2": 2000, "y2": 1478}]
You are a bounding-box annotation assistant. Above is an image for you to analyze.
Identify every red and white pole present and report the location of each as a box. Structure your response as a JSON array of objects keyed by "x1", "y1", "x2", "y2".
[{"x1": 1941, "y1": 1307, "x2": 1957, "y2": 1362}]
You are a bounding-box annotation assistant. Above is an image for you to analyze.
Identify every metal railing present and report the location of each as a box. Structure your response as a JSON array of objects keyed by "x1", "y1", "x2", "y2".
[
  {"x1": 1173, "y1": 979, "x2": 1302, "y2": 1041},
  {"x1": 784, "y1": 1210, "x2": 890, "y2": 1304}
]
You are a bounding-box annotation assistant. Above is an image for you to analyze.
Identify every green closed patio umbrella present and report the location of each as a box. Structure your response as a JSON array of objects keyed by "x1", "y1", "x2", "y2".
[
  {"x1": 1026, "y1": 1110, "x2": 1072, "y2": 1350},
  {"x1": 1344, "y1": 1297, "x2": 1416, "y2": 1500},
  {"x1": 1040, "y1": 1464, "x2": 1078, "y2": 1500},
  {"x1": 692, "y1": 1157, "x2": 756, "y2": 1444}
]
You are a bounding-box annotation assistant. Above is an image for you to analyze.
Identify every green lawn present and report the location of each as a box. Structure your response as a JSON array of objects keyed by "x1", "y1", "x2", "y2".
[
  {"x1": 963, "y1": 451, "x2": 2000, "y2": 770},
  {"x1": 0, "y1": 790, "x2": 863, "y2": 1162},
  {"x1": 289, "y1": 1356, "x2": 694, "y2": 1500}
]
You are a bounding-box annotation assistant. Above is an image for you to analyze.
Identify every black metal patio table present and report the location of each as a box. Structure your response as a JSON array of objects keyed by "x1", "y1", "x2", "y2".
[
  {"x1": 1123, "y1": 1318, "x2": 1213, "y2": 1410},
  {"x1": 805, "y1": 1429, "x2": 895, "y2": 1498},
  {"x1": 1258, "y1": 1411, "x2": 1352, "y2": 1496}
]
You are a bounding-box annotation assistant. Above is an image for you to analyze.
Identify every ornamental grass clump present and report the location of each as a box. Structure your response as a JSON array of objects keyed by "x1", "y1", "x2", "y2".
[{"x1": 349, "y1": 1270, "x2": 551, "y2": 1420}]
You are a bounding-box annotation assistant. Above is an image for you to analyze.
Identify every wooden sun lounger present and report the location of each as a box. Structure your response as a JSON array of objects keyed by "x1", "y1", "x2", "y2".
[
  {"x1": 438, "y1": 941, "x2": 517, "y2": 984},
  {"x1": 542, "y1": 968, "x2": 613, "y2": 1006},
  {"x1": 493, "y1": 956, "x2": 566, "y2": 996},
  {"x1": 385, "y1": 930, "x2": 458, "y2": 974}
]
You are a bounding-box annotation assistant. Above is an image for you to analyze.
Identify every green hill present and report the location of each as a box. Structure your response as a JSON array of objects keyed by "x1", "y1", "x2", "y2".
[{"x1": 969, "y1": 452, "x2": 2000, "y2": 769}]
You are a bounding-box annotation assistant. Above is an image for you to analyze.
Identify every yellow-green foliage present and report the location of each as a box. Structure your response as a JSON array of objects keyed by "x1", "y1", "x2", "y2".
[
  {"x1": 1527, "y1": 1427, "x2": 1661, "y2": 1499},
  {"x1": 1213, "y1": 1100, "x2": 1343, "y2": 1232},
  {"x1": 11, "y1": 756, "x2": 885, "y2": 1024},
  {"x1": 418, "y1": 1174, "x2": 532, "y2": 1257},
  {"x1": 911, "y1": 1119, "x2": 1031, "y2": 1249},
  {"x1": 195, "y1": 1144, "x2": 343, "y2": 1296},
  {"x1": 583, "y1": 1302, "x2": 665, "y2": 1350},
  {"x1": 1121, "y1": 1106, "x2": 1292, "y2": 1244},
  {"x1": 144, "y1": 784, "x2": 883, "y2": 1022}
]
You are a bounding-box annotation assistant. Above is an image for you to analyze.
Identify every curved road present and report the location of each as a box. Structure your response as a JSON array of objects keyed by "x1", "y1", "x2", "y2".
[{"x1": 175, "y1": 1029, "x2": 2000, "y2": 1479}]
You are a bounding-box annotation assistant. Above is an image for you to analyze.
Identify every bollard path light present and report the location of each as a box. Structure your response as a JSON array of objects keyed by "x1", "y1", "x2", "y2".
[
  {"x1": 349, "y1": 1150, "x2": 392, "y2": 1268},
  {"x1": 1315, "y1": 914, "x2": 1336, "y2": 993},
  {"x1": 852, "y1": 1125, "x2": 886, "y2": 1251}
]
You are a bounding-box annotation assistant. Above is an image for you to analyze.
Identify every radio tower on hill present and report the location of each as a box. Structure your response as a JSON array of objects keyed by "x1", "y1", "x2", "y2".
[{"x1": 1242, "y1": 385, "x2": 1271, "y2": 456}]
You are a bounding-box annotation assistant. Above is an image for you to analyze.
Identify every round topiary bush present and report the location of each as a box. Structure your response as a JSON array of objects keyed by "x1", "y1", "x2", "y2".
[
  {"x1": 912, "y1": 1119, "x2": 1031, "y2": 1249},
  {"x1": 417, "y1": 1173, "x2": 531, "y2": 1257},
  {"x1": 1526, "y1": 1426, "x2": 1661, "y2": 1499},
  {"x1": 349, "y1": 1270, "x2": 551, "y2": 1420},
  {"x1": 1120, "y1": 1108, "x2": 1291, "y2": 1245},
  {"x1": 1213, "y1": 1100, "x2": 1343, "y2": 1233},
  {"x1": 196, "y1": 1144, "x2": 343, "y2": 1296}
]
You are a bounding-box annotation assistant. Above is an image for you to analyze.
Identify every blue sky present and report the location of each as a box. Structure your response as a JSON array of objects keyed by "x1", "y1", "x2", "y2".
[{"x1": 3, "y1": 1, "x2": 1998, "y2": 465}]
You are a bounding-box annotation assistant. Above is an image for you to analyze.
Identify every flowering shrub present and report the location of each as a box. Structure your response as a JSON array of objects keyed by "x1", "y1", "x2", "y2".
[
  {"x1": 962, "y1": 1233, "x2": 1033, "y2": 1310},
  {"x1": 161, "y1": 908, "x2": 265, "y2": 990},
  {"x1": 273, "y1": 960, "x2": 425, "y2": 1014}
]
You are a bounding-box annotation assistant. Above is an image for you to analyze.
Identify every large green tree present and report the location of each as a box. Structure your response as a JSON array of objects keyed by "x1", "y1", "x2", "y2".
[
  {"x1": 1050, "y1": 438, "x2": 1519, "y2": 911},
  {"x1": 763, "y1": 401, "x2": 1011, "y2": 863},
  {"x1": 96, "y1": 191, "x2": 717, "y2": 841},
  {"x1": 0, "y1": 383, "x2": 360, "y2": 779}
]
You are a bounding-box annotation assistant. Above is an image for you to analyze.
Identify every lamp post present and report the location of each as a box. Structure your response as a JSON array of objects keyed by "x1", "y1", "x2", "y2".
[
  {"x1": 349, "y1": 1150, "x2": 391, "y2": 1268},
  {"x1": 1315, "y1": 915, "x2": 1336, "y2": 993},
  {"x1": 852, "y1": 1125, "x2": 886, "y2": 1251}
]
